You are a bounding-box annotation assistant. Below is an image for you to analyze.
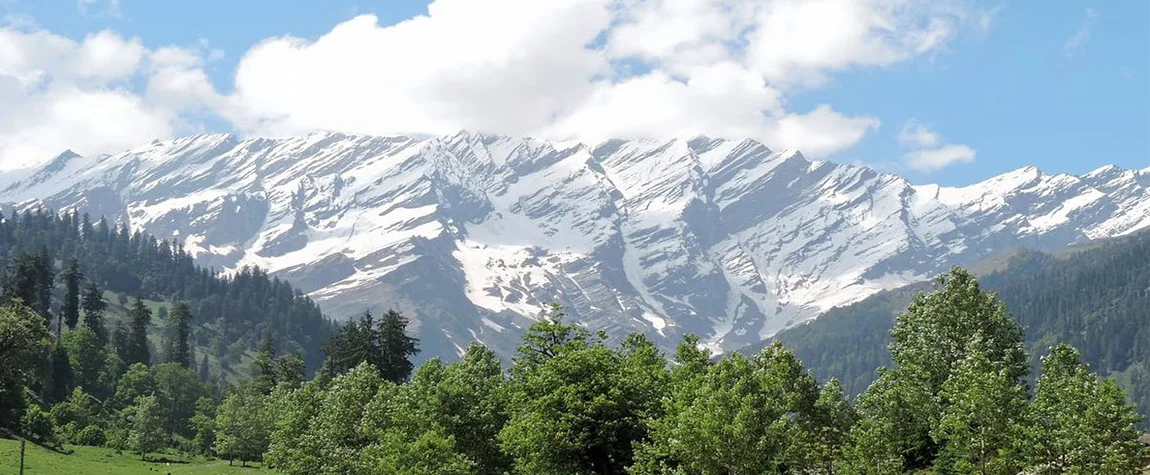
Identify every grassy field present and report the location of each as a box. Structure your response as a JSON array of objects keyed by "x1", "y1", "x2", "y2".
[{"x1": 0, "y1": 438, "x2": 270, "y2": 474}]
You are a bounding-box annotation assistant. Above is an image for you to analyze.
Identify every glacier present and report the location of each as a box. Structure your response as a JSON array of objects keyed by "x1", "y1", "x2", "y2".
[{"x1": 2, "y1": 131, "x2": 1148, "y2": 360}]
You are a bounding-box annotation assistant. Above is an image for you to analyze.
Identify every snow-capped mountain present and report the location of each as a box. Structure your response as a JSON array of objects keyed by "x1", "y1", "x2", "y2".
[{"x1": 2, "y1": 132, "x2": 1148, "y2": 360}]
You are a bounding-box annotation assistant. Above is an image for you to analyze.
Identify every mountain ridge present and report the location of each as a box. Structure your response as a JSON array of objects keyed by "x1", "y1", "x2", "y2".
[{"x1": 2, "y1": 131, "x2": 1148, "y2": 360}]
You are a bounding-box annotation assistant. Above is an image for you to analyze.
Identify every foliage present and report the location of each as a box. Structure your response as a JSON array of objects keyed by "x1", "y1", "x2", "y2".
[
  {"x1": 128, "y1": 394, "x2": 166, "y2": 460},
  {"x1": 0, "y1": 302, "x2": 52, "y2": 430},
  {"x1": 213, "y1": 387, "x2": 271, "y2": 465}
]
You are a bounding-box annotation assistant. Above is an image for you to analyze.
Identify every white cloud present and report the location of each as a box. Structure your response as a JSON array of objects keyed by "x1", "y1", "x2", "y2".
[
  {"x1": 898, "y1": 119, "x2": 941, "y2": 148},
  {"x1": 1064, "y1": 8, "x2": 1099, "y2": 58},
  {"x1": 0, "y1": 26, "x2": 202, "y2": 170},
  {"x1": 768, "y1": 105, "x2": 881, "y2": 157},
  {"x1": 904, "y1": 144, "x2": 975, "y2": 171},
  {"x1": 1, "y1": 0, "x2": 995, "y2": 170},
  {"x1": 897, "y1": 119, "x2": 974, "y2": 171}
]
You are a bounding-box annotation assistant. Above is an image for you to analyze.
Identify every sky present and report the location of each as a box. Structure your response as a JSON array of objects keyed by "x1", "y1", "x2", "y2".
[{"x1": 0, "y1": 0, "x2": 1146, "y2": 186}]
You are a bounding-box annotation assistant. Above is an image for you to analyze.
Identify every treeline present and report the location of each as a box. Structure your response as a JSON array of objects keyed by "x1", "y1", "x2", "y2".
[
  {"x1": 5, "y1": 269, "x2": 1138, "y2": 473},
  {"x1": 0, "y1": 209, "x2": 334, "y2": 370},
  {"x1": 763, "y1": 231, "x2": 1150, "y2": 425}
]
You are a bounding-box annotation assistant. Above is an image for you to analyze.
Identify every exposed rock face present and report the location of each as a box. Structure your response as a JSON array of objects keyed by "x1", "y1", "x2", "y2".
[{"x1": 3, "y1": 132, "x2": 1148, "y2": 360}]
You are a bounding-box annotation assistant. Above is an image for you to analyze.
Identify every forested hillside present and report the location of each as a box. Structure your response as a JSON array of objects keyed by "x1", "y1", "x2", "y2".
[
  {"x1": 0, "y1": 209, "x2": 334, "y2": 371},
  {"x1": 750, "y1": 230, "x2": 1150, "y2": 424}
]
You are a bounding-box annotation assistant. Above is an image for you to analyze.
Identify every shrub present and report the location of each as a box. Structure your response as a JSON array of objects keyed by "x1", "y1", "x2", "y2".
[
  {"x1": 76, "y1": 425, "x2": 107, "y2": 447},
  {"x1": 21, "y1": 405, "x2": 54, "y2": 441}
]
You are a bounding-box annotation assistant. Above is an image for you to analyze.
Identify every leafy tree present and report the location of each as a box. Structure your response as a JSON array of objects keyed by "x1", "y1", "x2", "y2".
[
  {"x1": 309, "y1": 362, "x2": 385, "y2": 473},
  {"x1": 114, "y1": 363, "x2": 157, "y2": 408},
  {"x1": 501, "y1": 325, "x2": 660, "y2": 475},
  {"x1": 214, "y1": 387, "x2": 272, "y2": 466},
  {"x1": 60, "y1": 258, "x2": 82, "y2": 331},
  {"x1": 190, "y1": 396, "x2": 217, "y2": 455},
  {"x1": 61, "y1": 327, "x2": 106, "y2": 395},
  {"x1": 0, "y1": 302, "x2": 52, "y2": 430},
  {"x1": 633, "y1": 343, "x2": 816, "y2": 475},
  {"x1": 1022, "y1": 344, "x2": 1146, "y2": 473},
  {"x1": 265, "y1": 380, "x2": 324, "y2": 473},
  {"x1": 850, "y1": 268, "x2": 1028, "y2": 471},
  {"x1": 361, "y1": 429, "x2": 476, "y2": 475},
  {"x1": 933, "y1": 347, "x2": 1027, "y2": 474},
  {"x1": 400, "y1": 344, "x2": 511, "y2": 475},
  {"x1": 129, "y1": 394, "x2": 166, "y2": 460},
  {"x1": 154, "y1": 362, "x2": 209, "y2": 437}
]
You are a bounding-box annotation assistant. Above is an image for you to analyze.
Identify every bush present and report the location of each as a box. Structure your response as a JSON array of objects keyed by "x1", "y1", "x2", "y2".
[
  {"x1": 21, "y1": 405, "x2": 54, "y2": 441},
  {"x1": 105, "y1": 428, "x2": 129, "y2": 451},
  {"x1": 76, "y1": 425, "x2": 107, "y2": 446}
]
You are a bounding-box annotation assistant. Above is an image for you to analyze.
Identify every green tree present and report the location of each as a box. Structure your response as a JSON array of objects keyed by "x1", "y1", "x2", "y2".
[
  {"x1": 129, "y1": 394, "x2": 166, "y2": 460},
  {"x1": 400, "y1": 344, "x2": 511, "y2": 475},
  {"x1": 265, "y1": 380, "x2": 324, "y2": 473},
  {"x1": 125, "y1": 296, "x2": 152, "y2": 366},
  {"x1": 361, "y1": 429, "x2": 476, "y2": 475},
  {"x1": 0, "y1": 302, "x2": 52, "y2": 430},
  {"x1": 933, "y1": 347, "x2": 1027, "y2": 474},
  {"x1": 62, "y1": 327, "x2": 106, "y2": 395},
  {"x1": 154, "y1": 362, "x2": 209, "y2": 437},
  {"x1": 164, "y1": 301, "x2": 193, "y2": 368},
  {"x1": 849, "y1": 268, "x2": 1028, "y2": 471},
  {"x1": 80, "y1": 282, "x2": 108, "y2": 345},
  {"x1": 114, "y1": 363, "x2": 156, "y2": 408},
  {"x1": 377, "y1": 309, "x2": 419, "y2": 384},
  {"x1": 633, "y1": 343, "x2": 816, "y2": 475},
  {"x1": 501, "y1": 326, "x2": 662, "y2": 475},
  {"x1": 60, "y1": 258, "x2": 82, "y2": 331},
  {"x1": 1022, "y1": 344, "x2": 1146, "y2": 473},
  {"x1": 214, "y1": 388, "x2": 272, "y2": 466},
  {"x1": 309, "y1": 362, "x2": 384, "y2": 473},
  {"x1": 48, "y1": 341, "x2": 74, "y2": 403}
]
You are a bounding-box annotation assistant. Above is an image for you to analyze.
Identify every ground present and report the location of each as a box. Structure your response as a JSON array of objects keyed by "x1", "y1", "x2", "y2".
[{"x1": 0, "y1": 438, "x2": 271, "y2": 474}]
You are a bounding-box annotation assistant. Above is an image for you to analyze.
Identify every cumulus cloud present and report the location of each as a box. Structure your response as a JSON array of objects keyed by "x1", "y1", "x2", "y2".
[
  {"x1": 1, "y1": 0, "x2": 994, "y2": 170},
  {"x1": 1064, "y1": 8, "x2": 1099, "y2": 58},
  {"x1": 898, "y1": 120, "x2": 974, "y2": 171},
  {"x1": 0, "y1": 26, "x2": 218, "y2": 170}
]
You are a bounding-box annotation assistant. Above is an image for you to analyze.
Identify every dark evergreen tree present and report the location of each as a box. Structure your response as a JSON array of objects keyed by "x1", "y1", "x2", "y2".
[
  {"x1": 378, "y1": 310, "x2": 419, "y2": 384},
  {"x1": 126, "y1": 296, "x2": 153, "y2": 366},
  {"x1": 80, "y1": 282, "x2": 107, "y2": 344},
  {"x1": 60, "y1": 258, "x2": 82, "y2": 331},
  {"x1": 198, "y1": 354, "x2": 211, "y2": 382},
  {"x1": 165, "y1": 301, "x2": 193, "y2": 368},
  {"x1": 48, "y1": 341, "x2": 74, "y2": 403}
]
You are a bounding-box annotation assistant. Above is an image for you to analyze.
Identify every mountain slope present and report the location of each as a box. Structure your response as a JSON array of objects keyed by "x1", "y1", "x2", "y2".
[
  {"x1": 2, "y1": 132, "x2": 1148, "y2": 359},
  {"x1": 745, "y1": 230, "x2": 1150, "y2": 426}
]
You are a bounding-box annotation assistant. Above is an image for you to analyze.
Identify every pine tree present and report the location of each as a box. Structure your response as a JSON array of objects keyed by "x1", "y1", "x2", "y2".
[
  {"x1": 60, "y1": 258, "x2": 82, "y2": 331},
  {"x1": 252, "y1": 333, "x2": 277, "y2": 394},
  {"x1": 165, "y1": 301, "x2": 193, "y2": 368},
  {"x1": 34, "y1": 246, "x2": 54, "y2": 330},
  {"x1": 80, "y1": 282, "x2": 107, "y2": 344},
  {"x1": 198, "y1": 354, "x2": 211, "y2": 382},
  {"x1": 377, "y1": 310, "x2": 419, "y2": 384},
  {"x1": 48, "y1": 341, "x2": 74, "y2": 403},
  {"x1": 126, "y1": 296, "x2": 152, "y2": 366}
]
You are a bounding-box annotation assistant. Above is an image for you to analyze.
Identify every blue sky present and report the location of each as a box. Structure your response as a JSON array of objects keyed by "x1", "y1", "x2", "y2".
[{"x1": 1, "y1": 0, "x2": 1146, "y2": 186}]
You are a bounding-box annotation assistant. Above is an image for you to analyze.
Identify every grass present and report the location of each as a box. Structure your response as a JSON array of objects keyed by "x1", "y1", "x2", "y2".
[{"x1": 0, "y1": 438, "x2": 272, "y2": 474}]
